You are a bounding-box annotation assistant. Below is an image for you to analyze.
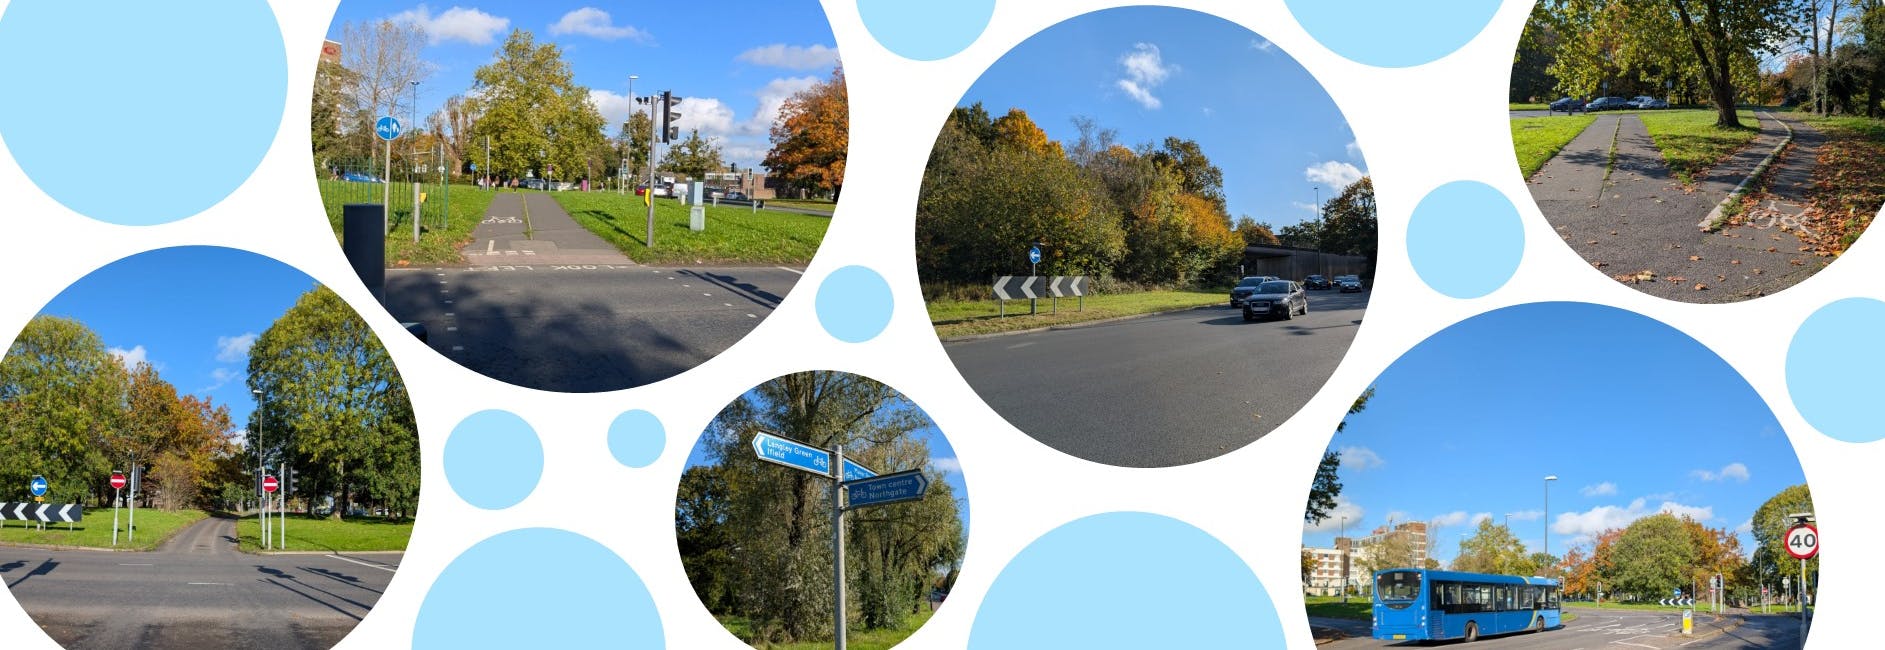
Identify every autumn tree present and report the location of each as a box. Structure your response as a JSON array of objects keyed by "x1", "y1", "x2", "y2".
[
  {"x1": 1749, "y1": 483, "x2": 1815, "y2": 588},
  {"x1": 990, "y1": 108, "x2": 1064, "y2": 158},
  {"x1": 764, "y1": 67, "x2": 848, "y2": 200},
  {"x1": 312, "y1": 59, "x2": 356, "y2": 172},
  {"x1": 468, "y1": 29, "x2": 608, "y2": 184},
  {"x1": 1149, "y1": 137, "x2": 1228, "y2": 217},
  {"x1": 1234, "y1": 216, "x2": 1281, "y2": 247},
  {"x1": 1361, "y1": 527, "x2": 1420, "y2": 576}
]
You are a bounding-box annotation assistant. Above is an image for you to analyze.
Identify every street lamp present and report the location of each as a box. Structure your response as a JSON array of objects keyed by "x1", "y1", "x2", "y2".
[
  {"x1": 252, "y1": 389, "x2": 268, "y2": 550},
  {"x1": 1339, "y1": 515, "x2": 1350, "y2": 604},
  {"x1": 626, "y1": 74, "x2": 638, "y2": 193},
  {"x1": 1544, "y1": 475, "x2": 1558, "y2": 576}
]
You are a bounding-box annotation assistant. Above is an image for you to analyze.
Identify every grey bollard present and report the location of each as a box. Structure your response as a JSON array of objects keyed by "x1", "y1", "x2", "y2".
[{"x1": 343, "y1": 203, "x2": 386, "y2": 303}]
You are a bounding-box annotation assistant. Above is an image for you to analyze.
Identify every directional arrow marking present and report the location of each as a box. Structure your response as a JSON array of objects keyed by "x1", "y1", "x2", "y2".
[
  {"x1": 993, "y1": 276, "x2": 1016, "y2": 300},
  {"x1": 34, "y1": 504, "x2": 49, "y2": 521},
  {"x1": 58, "y1": 504, "x2": 73, "y2": 522}
]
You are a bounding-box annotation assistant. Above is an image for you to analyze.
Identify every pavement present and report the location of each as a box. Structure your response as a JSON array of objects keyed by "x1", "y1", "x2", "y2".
[
  {"x1": 1317, "y1": 607, "x2": 1799, "y2": 649},
  {"x1": 944, "y1": 289, "x2": 1368, "y2": 468},
  {"x1": 384, "y1": 192, "x2": 803, "y2": 392},
  {"x1": 2, "y1": 516, "x2": 400, "y2": 650},
  {"x1": 1525, "y1": 111, "x2": 1825, "y2": 302}
]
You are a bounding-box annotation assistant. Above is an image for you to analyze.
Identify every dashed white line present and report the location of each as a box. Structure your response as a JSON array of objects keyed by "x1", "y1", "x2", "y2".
[
  {"x1": 486, "y1": 239, "x2": 495, "y2": 255},
  {"x1": 118, "y1": 563, "x2": 153, "y2": 566},
  {"x1": 187, "y1": 582, "x2": 231, "y2": 586},
  {"x1": 447, "y1": 327, "x2": 458, "y2": 332},
  {"x1": 325, "y1": 554, "x2": 399, "y2": 573},
  {"x1": 776, "y1": 266, "x2": 804, "y2": 275}
]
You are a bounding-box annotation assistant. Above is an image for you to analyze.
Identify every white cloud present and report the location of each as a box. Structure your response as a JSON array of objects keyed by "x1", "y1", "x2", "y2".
[
  {"x1": 107, "y1": 345, "x2": 149, "y2": 370},
  {"x1": 1552, "y1": 498, "x2": 1716, "y2": 541},
  {"x1": 1115, "y1": 43, "x2": 1176, "y2": 110},
  {"x1": 215, "y1": 332, "x2": 257, "y2": 363},
  {"x1": 1345, "y1": 140, "x2": 1363, "y2": 160},
  {"x1": 1507, "y1": 510, "x2": 1544, "y2": 522},
  {"x1": 205, "y1": 367, "x2": 241, "y2": 392},
  {"x1": 1580, "y1": 481, "x2": 1618, "y2": 497},
  {"x1": 1429, "y1": 511, "x2": 1492, "y2": 528},
  {"x1": 1735, "y1": 519, "x2": 1753, "y2": 535},
  {"x1": 1692, "y1": 462, "x2": 1751, "y2": 483},
  {"x1": 391, "y1": 5, "x2": 510, "y2": 45},
  {"x1": 1337, "y1": 446, "x2": 1384, "y2": 471},
  {"x1": 1469, "y1": 512, "x2": 1494, "y2": 527},
  {"x1": 931, "y1": 457, "x2": 962, "y2": 473},
  {"x1": 737, "y1": 44, "x2": 840, "y2": 70},
  {"x1": 1304, "y1": 498, "x2": 1364, "y2": 534},
  {"x1": 1292, "y1": 201, "x2": 1320, "y2": 215},
  {"x1": 1305, "y1": 160, "x2": 1364, "y2": 187},
  {"x1": 744, "y1": 76, "x2": 821, "y2": 135},
  {"x1": 549, "y1": 7, "x2": 649, "y2": 42},
  {"x1": 588, "y1": 89, "x2": 640, "y2": 133},
  {"x1": 1250, "y1": 38, "x2": 1275, "y2": 52}
]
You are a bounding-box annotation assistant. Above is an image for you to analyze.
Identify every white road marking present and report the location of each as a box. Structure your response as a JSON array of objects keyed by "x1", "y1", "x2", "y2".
[
  {"x1": 325, "y1": 554, "x2": 399, "y2": 573},
  {"x1": 776, "y1": 266, "x2": 804, "y2": 275},
  {"x1": 702, "y1": 293, "x2": 711, "y2": 297},
  {"x1": 486, "y1": 240, "x2": 495, "y2": 255},
  {"x1": 723, "y1": 303, "x2": 733, "y2": 307},
  {"x1": 747, "y1": 314, "x2": 757, "y2": 318},
  {"x1": 187, "y1": 582, "x2": 231, "y2": 586},
  {"x1": 118, "y1": 563, "x2": 153, "y2": 566}
]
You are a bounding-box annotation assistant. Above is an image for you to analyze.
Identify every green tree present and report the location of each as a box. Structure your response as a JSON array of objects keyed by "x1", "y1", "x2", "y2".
[
  {"x1": 1306, "y1": 387, "x2": 1373, "y2": 524},
  {"x1": 468, "y1": 29, "x2": 608, "y2": 183},
  {"x1": 0, "y1": 316, "x2": 123, "y2": 505},
  {"x1": 1749, "y1": 483, "x2": 1815, "y2": 588},
  {"x1": 617, "y1": 110, "x2": 653, "y2": 181},
  {"x1": 1453, "y1": 518, "x2": 1532, "y2": 575},
  {"x1": 1609, "y1": 513, "x2": 1700, "y2": 598},
  {"x1": 1234, "y1": 216, "x2": 1281, "y2": 247},
  {"x1": 311, "y1": 59, "x2": 355, "y2": 173},
  {"x1": 1361, "y1": 527, "x2": 1420, "y2": 576},
  {"x1": 664, "y1": 128, "x2": 724, "y2": 181},
  {"x1": 246, "y1": 286, "x2": 417, "y2": 520}
]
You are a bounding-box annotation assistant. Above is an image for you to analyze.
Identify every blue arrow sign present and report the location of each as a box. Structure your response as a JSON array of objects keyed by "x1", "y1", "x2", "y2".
[
  {"x1": 752, "y1": 431, "x2": 833, "y2": 477},
  {"x1": 1028, "y1": 246, "x2": 1042, "y2": 265},
  {"x1": 375, "y1": 115, "x2": 403, "y2": 141},
  {"x1": 843, "y1": 469, "x2": 929, "y2": 510},
  {"x1": 29, "y1": 476, "x2": 47, "y2": 497},
  {"x1": 841, "y1": 458, "x2": 877, "y2": 482}
]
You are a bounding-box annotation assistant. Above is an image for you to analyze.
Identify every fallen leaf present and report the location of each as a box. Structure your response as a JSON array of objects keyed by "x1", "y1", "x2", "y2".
[
  {"x1": 1790, "y1": 259, "x2": 1805, "y2": 266},
  {"x1": 1587, "y1": 240, "x2": 1600, "y2": 245},
  {"x1": 1731, "y1": 259, "x2": 1741, "y2": 264},
  {"x1": 1753, "y1": 268, "x2": 1764, "y2": 275},
  {"x1": 1766, "y1": 247, "x2": 1778, "y2": 253},
  {"x1": 1689, "y1": 255, "x2": 1702, "y2": 261},
  {"x1": 1693, "y1": 283, "x2": 1708, "y2": 291}
]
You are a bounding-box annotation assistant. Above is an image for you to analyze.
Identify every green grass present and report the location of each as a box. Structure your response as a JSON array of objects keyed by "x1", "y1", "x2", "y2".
[
  {"x1": 1511, "y1": 114, "x2": 1599, "y2": 178},
  {"x1": 1304, "y1": 595, "x2": 1372, "y2": 620},
  {"x1": 552, "y1": 193, "x2": 830, "y2": 265},
  {"x1": 928, "y1": 289, "x2": 1226, "y2": 339},
  {"x1": 717, "y1": 609, "x2": 933, "y2": 650},
  {"x1": 234, "y1": 513, "x2": 413, "y2": 552},
  {"x1": 0, "y1": 508, "x2": 207, "y2": 551},
  {"x1": 1510, "y1": 102, "x2": 1550, "y2": 111},
  {"x1": 1638, "y1": 109, "x2": 1760, "y2": 185},
  {"x1": 320, "y1": 180, "x2": 499, "y2": 266},
  {"x1": 762, "y1": 198, "x2": 837, "y2": 212}
]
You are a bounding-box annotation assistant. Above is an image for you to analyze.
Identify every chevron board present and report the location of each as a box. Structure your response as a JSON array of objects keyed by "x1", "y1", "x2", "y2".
[{"x1": 0, "y1": 502, "x2": 84, "y2": 522}]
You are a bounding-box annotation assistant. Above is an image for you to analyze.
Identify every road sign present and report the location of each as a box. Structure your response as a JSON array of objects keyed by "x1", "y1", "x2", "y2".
[
  {"x1": 841, "y1": 458, "x2": 877, "y2": 482},
  {"x1": 262, "y1": 475, "x2": 280, "y2": 493},
  {"x1": 375, "y1": 115, "x2": 403, "y2": 141},
  {"x1": 1028, "y1": 246, "x2": 1042, "y2": 265},
  {"x1": 842, "y1": 469, "x2": 930, "y2": 510},
  {"x1": 1046, "y1": 275, "x2": 1089, "y2": 298},
  {"x1": 29, "y1": 475, "x2": 47, "y2": 497},
  {"x1": 0, "y1": 502, "x2": 82, "y2": 522},
  {"x1": 1785, "y1": 523, "x2": 1818, "y2": 559},
  {"x1": 109, "y1": 473, "x2": 126, "y2": 490},
  {"x1": 752, "y1": 431, "x2": 835, "y2": 477},
  {"x1": 992, "y1": 275, "x2": 1043, "y2": 300}
]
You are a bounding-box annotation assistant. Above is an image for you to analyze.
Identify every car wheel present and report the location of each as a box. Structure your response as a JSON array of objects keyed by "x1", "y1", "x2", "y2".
[
  {"x1": 1464, "y1": 622, "x2": 1478, "y2": 642},
  {"x1": 1278, "y1": 305, "x2": 1292, "y2": 321},
  {"x1": 1242, "y1": 312, "x2": 1255, "y2": 322},
  {"x1": 1299, "y1": 302, "x2": 1308, "y2": 315}
]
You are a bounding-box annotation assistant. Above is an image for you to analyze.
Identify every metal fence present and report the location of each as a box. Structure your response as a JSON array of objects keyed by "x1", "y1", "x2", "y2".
[
  {"x1": 320, "y1": 158, "x2": 453, "y2": 235},
  {"x1": 1239, "y1": 245, "x2": 1369, "y2": 281}
]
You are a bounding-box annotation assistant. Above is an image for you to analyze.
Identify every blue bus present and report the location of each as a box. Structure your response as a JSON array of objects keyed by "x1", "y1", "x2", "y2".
[{"x1": 1371, "y1": 569, "x2": 1561, "y2": 642}]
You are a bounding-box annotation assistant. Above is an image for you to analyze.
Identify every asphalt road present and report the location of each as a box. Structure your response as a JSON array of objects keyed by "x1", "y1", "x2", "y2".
[
  {"x1": 2, "y1": 516, "x2": 400, "y2": 649},
  {"x1": 387, "y1": 263, "x2": 800, "y2": 392},
  {"x1": 944, "y1": 289, "x2": 1369, "y2": 467},
  {"x1": 1321, "y1": 608, "x2": 1803, "y2": 649}
]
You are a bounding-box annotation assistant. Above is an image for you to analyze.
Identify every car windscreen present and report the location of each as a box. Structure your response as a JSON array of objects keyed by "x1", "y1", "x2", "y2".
[
  {"x1": 1376, "y1": 571, "x2": 1422, "y2": 602},
  {"x1": 1236, "y1": 278, "x2": 1266, "y2": 287},
  {"x1": 1256, "y1": 281, "x2": 1291, "y2": 293}
]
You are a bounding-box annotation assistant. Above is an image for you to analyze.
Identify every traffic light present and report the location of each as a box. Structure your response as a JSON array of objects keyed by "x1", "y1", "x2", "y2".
[{"x1": 661, "y1": 91, "x2": 683, "y2": 143}]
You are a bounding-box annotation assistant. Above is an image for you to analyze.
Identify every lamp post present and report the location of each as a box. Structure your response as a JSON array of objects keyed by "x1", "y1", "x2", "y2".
[
  {"x1": 251, "y1": 389, "x2": 268, "y2": 550},
  {"x1": 1339, "y1": 515, "x2": 1350, "y2": 604},
  {"x1": 626, "y1": 75, "x2": 638, "y2": 194},
  {"x1": 1544, "y1": 475, "x2": 1558, "y2": 576}
]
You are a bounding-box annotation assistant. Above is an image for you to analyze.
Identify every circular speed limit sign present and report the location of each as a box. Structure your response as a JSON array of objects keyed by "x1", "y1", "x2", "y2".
[{"x1": 1785, "y1": 523, "x2": 1819, "y2": 559}]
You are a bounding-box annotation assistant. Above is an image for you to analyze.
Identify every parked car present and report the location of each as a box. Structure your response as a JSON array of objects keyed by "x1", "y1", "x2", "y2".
[
  {"x1": 1337, "y1": 275, "x2": 1364, "y2": 293},
  {"x1": 1548, "y1": 96, "x2": 1586, "y2": 114},
  {"x1": 522, "y1": 178, "x2": 547, "y2": 190},
  {"x1": 1303, "y1": 274, "x2": 1332, "y2": 290},
  {"x1": 1229, "y1": 275, "x2": 1282, "y2": 308},
  {"x1": 1639, "y1": 97, "x2": 1669, "y2": 109},
  {"x1": 340, "y1": 171, "x2": 383, "y2": 183},
  {"x1": 1586, "y1": 96, "x2": 1632, "y2": 111},
  {"x1": 553, "y1": 181, "x2": 575, "y2": 192},
  {"x1": 1241, "y1": 280, "x2": 1308, "y2": 321},
  {"x1": 724, "y1": 191, "x2": 749, "y2": 201}
]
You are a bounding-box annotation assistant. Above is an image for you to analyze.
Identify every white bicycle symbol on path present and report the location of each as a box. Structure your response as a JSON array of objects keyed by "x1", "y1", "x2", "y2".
[
  {"x1": 1743, "y1": 199, "x2": 1817, "y2": 237},
  {"x1": 482, "y1": 216, "x2": 523, "y2": 224}
]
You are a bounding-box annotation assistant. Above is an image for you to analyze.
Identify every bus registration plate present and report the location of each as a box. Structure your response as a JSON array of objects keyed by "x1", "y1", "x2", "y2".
[{"x1": 1392, "y1": 635, "x2": 1406, "y2": 640}]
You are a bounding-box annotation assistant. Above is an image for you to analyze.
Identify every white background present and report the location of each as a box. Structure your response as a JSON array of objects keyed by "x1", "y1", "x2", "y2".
[{"x1": 0, "y1": 0, "x2": 1876, "y2": 647}]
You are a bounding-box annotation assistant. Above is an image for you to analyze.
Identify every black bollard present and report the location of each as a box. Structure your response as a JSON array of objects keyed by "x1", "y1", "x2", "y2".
[{"x1": 343, "y1": 204, "x2": 386, "y2": 303}]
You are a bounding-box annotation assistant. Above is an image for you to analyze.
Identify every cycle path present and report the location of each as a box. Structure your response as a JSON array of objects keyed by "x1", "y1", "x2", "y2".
[{"x1": 460, "y1": 192, "x2": 636, "y2": 266}]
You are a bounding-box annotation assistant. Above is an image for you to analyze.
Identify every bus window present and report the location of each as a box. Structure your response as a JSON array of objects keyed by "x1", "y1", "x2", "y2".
[
  {"x1": 1547, "y1": 587, "x2": 1560, "y2": 609},
  {"x1": 1376, "y1": 571, "x2": 1422, "y2": 602},
  {"x1": 1493, "y1": 586, "x2": 1508, "y2": 611}
]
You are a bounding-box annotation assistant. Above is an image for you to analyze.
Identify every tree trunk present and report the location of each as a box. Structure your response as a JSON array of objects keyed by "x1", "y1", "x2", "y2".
[{"x1": 1674, "y1": 0, "x2": 1745, "y2": 128}]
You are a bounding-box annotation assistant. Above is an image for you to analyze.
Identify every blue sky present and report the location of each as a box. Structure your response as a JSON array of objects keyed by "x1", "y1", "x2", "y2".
[
  {"x1": 1303, "y1": 302, "x2": 1807, "y2": 566},
  {"x1": 324, "y1": 1, "x2": 841, "y2": 170},
  {"x1": 685, "y1": 384, "x2": 971, "y2": 536},
  {"x1": 955, "y1": 6, "x2": 1364, "y2": 227},
  {"x1": 34, "y1": 247, "x2": 323, "y2": 443}
]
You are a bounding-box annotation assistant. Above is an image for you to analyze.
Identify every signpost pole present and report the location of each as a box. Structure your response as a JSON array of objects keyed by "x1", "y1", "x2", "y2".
[
  {"x1": 112, "y1": 485, "x2": 120, "y2": 546},
  {"x1": 128, "y1": 465, "x2": 137, "y2": 542},
  {"x1": 831, "y1": 443, "x2": 847, "y2": 650}
]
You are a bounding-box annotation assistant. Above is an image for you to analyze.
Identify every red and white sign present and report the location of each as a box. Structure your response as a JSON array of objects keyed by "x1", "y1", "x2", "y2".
[
  {"x1": 109, "y1": 473, "x2": 126, "y2": 490},
  {"x1": 1785, "y1": 523, "x2": 1819, "y2": 559},
  {"x1": 262, "y1": 475, "x2": 279, "y2": 493}
]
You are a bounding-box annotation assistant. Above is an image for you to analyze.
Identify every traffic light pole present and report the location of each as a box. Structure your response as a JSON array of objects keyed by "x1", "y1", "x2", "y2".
[{"x1": 645, "y1": 92, "x2": 661, "y2": 249}]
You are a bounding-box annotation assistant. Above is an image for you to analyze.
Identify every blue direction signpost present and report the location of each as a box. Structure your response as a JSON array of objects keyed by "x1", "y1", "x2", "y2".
[
  {"x1": 842, "y1": 469, "x2": 929, "y2": 510},
  {"x1": 29, "y1": 475, "x2": 47, "y2": 497},
  {"x1": 752, "y1": 430, "x2": 834, "y2": 476},
  {"x1": 375, "y1": 115, "x2": 403, "y2": 141},
  {"x1": 375, "y1": 115, "x2": 403, "y2": 235}
]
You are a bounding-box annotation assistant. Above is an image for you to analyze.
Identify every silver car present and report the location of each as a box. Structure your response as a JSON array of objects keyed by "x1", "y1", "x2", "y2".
[{"x1": 1241, "y1": 280, "x2": 1308, "y2": 321}]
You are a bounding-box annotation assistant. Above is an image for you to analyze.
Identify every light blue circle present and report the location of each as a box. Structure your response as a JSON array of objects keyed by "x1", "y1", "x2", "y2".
[
  {"x1": 607, "y1": 409, "x2": 665, "y2": 468},
  {"x1": 1284, "y1": 0, "x2": 1501, "y2": 68},
  {"x1": 415, "y1": 528, "x2": 663, "y2": 647},
  {"x1": 816, "y1": 265, "x2": 894, "y2": 343},
  {"x1": 1787, "y1": 298, "x2": 1885, "y2": 443},
  {"x1": 858, "y1": 0, "x2": 995, "y2": 61},
  {"x1": 0, "y1": 1, "x2": 286, "y2": 225},
  {"x1": 1407, "y1": 180, "x2": 1525, "y2": 299},
  {"x1": 969, "y1": 512, "x2": 1281, "y2": 648},
  {"x1": 445, "y1": 410, "x2": 543, "y2": 510}
]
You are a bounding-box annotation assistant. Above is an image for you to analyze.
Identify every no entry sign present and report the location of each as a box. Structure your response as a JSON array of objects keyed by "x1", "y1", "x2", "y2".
[
  {"x1": 109, "y1": 473, "x2": 126, "y2": 490},
  {"x1": 262, "y1": 475, "x2": 280, "y2": 493}
]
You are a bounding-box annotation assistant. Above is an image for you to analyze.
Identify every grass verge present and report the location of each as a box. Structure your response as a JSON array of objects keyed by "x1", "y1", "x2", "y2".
[
  {"x1": 320, "y1": 180, "x2": 499, "y2": 266},
  {"x1": 235, "y1": 513, "x2": 413, "y2": 552},
  {"x1": 1510, "y1": 102, "x2": 1550, "y2": 111},
  {"x1": 929, "y1": 289, "x2": 1226, "y2": 339},
  {"x1": 717, "y1": 609, "x2": 933, "y2": 650},
  {"x1": 1803, "y1": 115, "x2": 1885, "y2": 251},
  {"x1": 1304, "y1": 595, "x2": 1372, "y2": 620},
  {"x1": 1639, "y1": 109, "x2": 1760, "y2": 185},
  {"x1": 762, "y1": 198, "x2": 837, "y2": 213},
  {"x1": 1511, "y1": 114, "x2": 1597, "y2": 178},
  {"x1": 0, "y1": 508, "x2": 207, "y2": 551},
  {"x1": 553, "y1": 193, "x2": 830, "y2": 265}
]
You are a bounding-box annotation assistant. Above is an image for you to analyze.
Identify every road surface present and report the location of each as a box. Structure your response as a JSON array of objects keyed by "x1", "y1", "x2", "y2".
[
  {"x1": 383, "y1": 192, "x2": 802, "y2": 392},
  {"x1": 3, "y1": 516, "x2": 400, "y2": 650},
  {"x1": 944, "y1": 289, "x2": 1368, "y2": 467},
  {"x1": 1320, "y1": 608, "x2": 1803, "y2": 649}
]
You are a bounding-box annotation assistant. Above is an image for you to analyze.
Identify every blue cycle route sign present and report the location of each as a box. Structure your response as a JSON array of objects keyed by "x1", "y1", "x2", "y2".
[
  {"x1": 752, "y1": 431, "x2": 834, "y2": 476},
  {"x1": 843, "y1": 469, "x2": 929, "y2": 510},
  {"x1": 841, "y1": 458, "x2": 877, "y2": 482},
  {"x1": 375, "y1": 115, "x2": 403, "y2": 141},
  {"x1": 1028, "y1": 245, "x2": 1042, "y2": 265},
  {"x1": 29, "y1": 475, "x2": 47, "y2": 497}
]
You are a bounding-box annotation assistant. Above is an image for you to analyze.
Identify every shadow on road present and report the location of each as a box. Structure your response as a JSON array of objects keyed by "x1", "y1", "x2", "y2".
[
  {"x1": 301, "y1": 566, "x2": 383, "y2": 595},
  {"x1": 681, "y1": 269, "x2": 785, "y2": 309},
  {"x1": 255, "y1": 565, "x2": 376, "y2": 621},
  {"x1": 5, "y1": 558, "x2": 59, "y2": 588}
]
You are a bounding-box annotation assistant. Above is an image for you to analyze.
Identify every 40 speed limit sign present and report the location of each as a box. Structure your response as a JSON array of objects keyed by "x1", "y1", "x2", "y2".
[{"x1": 1785, "y1": 523, "x2": 1819, "y2": 559}]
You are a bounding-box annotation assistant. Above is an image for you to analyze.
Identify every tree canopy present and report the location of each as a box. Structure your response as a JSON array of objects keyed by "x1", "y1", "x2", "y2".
[
  {"x1": 764, "y1": 68, "x2": 849, "y2": 200},
  {"x1": 467, "y1": 29, "x2": 608, "y2": 182}
]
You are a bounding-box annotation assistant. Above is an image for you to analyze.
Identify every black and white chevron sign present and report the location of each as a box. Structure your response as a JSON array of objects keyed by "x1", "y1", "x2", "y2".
[
  {"x1": 1658, "y1": 597, "x2": 1695, "y2": 607},
  {"x1": 1046, "y1": 276, "x2": 1089, "y2": 298},
  {"x1": 0, "y1": 502, "x2": 83, "y2": 522},
  {"x1": 992, "y1": 275, "x2": 1043, "y2": 300}
]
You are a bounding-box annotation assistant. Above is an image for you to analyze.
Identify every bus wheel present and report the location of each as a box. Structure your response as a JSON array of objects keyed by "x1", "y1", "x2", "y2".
[
  {"x1": 1463, "y1": 622, "x2": 1478, "y2": 642},
  {"x1": 1534, "y1": 616, "x2": 1545, "y2": 632}
]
